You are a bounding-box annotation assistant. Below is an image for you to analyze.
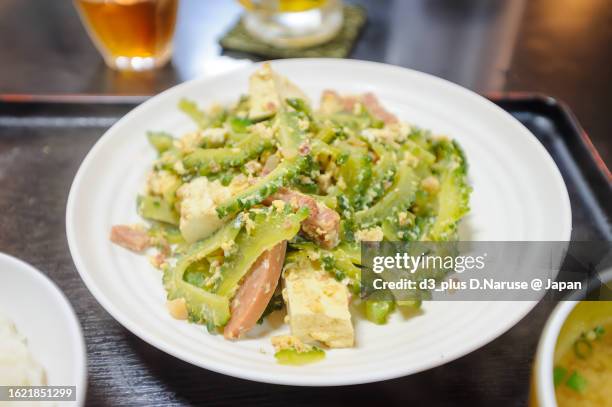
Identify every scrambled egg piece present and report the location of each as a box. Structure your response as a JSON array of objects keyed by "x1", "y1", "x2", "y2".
[
  {"x1": 271, "y1": 335, "x2": 312, "y2": 353},
  {"x1": 355, "y1": 226, "x2": 384, "y2": 242},
  {"x1": 174, "y1": 128, "x2": 228, "y2": 153},
  {"x1": 147, "y1": 170, "x2": 180, "y2": 202}
]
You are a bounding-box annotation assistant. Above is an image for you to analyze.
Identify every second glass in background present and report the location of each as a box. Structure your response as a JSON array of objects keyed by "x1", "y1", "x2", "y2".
[{"x1": 239, "y1": 0, "x2": 343, "y2": 48}]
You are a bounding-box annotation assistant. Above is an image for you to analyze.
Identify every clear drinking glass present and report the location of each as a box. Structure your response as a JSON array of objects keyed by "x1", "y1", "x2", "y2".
[
  {"x1": 239, "y1": 0, "x2": 343, "y2": 48},
  {"x1": 74, "y1": 0, "x2": 179, "y2": 71}
]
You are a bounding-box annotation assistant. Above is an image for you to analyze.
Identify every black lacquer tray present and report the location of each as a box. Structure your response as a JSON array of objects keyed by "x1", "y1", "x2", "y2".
[{"x1": 0, "y1": 93, "x2": 609, "y2": 406}]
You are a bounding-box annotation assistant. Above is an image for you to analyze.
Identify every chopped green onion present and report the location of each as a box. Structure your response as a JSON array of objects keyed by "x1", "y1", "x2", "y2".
[
  {"x1": 593, "y1": 325, "x2": 605, "y2": 338},
  {"x1": 565, "y1": 371, "x2": 587, "y2": 393},
  {"x1": 573, "y1": 338, "x2": 593, "y2": 359},
  {"x1": 553, "y1": 366, "x2": 567, "y2": 387}
]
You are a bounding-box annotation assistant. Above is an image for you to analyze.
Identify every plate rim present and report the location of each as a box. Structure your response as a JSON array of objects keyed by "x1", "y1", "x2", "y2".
[
  {"x1": 0, "y1": 252, "x2": 88, "y2": 404},
  {"x1": 66, "y1": 58, "x2": 572, "y2": 386}
]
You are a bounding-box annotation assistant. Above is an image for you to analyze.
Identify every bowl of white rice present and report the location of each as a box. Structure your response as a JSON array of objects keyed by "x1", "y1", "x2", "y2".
[{"x1": 0, "y1": 253, "x2": 86, "y2": 406}]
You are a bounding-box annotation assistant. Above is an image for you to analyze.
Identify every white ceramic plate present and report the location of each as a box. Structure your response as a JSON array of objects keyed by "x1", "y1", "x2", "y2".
[
  {"x1": 0, "y1": 253, "x2": 87, "y2": 405},
  {"x1": 66, "y1": 59, "x2": 571, "y2": 386}
]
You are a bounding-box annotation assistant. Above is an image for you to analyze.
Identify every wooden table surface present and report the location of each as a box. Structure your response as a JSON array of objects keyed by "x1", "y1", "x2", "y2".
[{"x1": 0, "y1": 1, "x2": 610, "y2": 406}]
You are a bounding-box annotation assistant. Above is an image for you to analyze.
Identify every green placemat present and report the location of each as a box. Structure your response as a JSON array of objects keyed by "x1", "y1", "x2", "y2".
[{"x1": 219, "y1": 4, "x2": 366, "y2": 58}]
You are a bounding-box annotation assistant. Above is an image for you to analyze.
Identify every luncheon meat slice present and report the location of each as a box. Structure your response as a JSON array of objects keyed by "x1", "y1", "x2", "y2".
[
  {"x1": 320, "y1": 90, "x2": 398, "y2": 125},
  {"x1": 361, "y1": 92, "x2": 398, "y2": 125},
  {"x1": 265, "y1": 188, "x2": 340, "y2": 249},
  {"x1": 110, "y1": 225, "x2": 150, "y2": 252},
  {"x1": 224, "y1": 241, "x2": 287, "y2": 339}
]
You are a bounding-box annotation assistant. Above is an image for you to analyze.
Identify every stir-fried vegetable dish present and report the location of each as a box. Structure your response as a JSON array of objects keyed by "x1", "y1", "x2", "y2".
[{"x1": 110, "y1": 64, "x2": 471, "y2": 363}]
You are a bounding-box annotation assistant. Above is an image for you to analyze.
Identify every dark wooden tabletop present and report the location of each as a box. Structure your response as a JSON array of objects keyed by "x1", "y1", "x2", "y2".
[{"x1": 0, "y1": 1, "x2": 610, "y2": 406}]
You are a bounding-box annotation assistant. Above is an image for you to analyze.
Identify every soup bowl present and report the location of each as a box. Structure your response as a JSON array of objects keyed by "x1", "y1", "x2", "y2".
[{"x1": 532, "y1": 268, "x2": 612, "y2": 406}]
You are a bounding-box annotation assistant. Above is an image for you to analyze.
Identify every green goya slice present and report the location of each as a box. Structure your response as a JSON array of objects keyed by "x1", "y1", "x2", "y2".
[
  {"x1": 319, "y1": 111, "x2": 381, "y2": 133},
  {"x1": 275, "y1": 347, "x2": 325, "y2": 365},
  {"x1": 147, "y1": 131, "x2": 174, "y2": 154},
  {"x1": 402, "y1": 139, "x2": 436, "y2": 166},
  {"x1": 179, "y1": 98, "x2": 208, "y2": 129},
  {"x1": 338, "y1": 149, "x2": 372, "y2": 210},
  {"x1": 365, "y1": 300, "x2": 395, "y2": 325},
  {"x1": 276, "y1": 111, "x2": 308, "y2": 158},
  {"x1": 214, "y1": 208, "x2": 309, "y2": 298},
  {"x1": 137, "y1": 195, "x2": 179, "y2": 225},
  {"x1": 215, "y1": 156, "x2": 309, "y2": 218},
  {"x1": 179, "y1": 98, "x2": 226, "y2": 129},
  {"x1": 425, "y1": 140, "x2": 470, "y2": 241},
  {"x1": 362, "y1": 145, "x2": 397, "y2": 208},
  {"x1": 355, "y1": 164, "x2": 421, "y2": 227},
  {"x1": 425, "y1": 167, "x2": 470, "y2": 241},
  {"x1": 162, "y1": 219, "x2": 242, "y2": 327},
  {"x1": 148, "y1": 222, "x2": 185, "y2": 245},
  {"x1": 183, "y1": 134, "x2": 274, "y2": 175}
]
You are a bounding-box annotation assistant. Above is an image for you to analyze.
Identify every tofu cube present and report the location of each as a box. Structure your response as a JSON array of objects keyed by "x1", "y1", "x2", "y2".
[
  {"x1": 283, "y1": 265, "x2": 354, "y2": 348},
  {"x1": 176, "y1": 177, "x2": 232, "y2": 243}
]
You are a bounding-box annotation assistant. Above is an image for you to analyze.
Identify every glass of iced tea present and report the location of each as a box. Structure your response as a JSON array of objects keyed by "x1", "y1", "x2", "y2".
[
  {"x1": 239, "y1": 0, "x2": 343, "y2": 48},
  {"x1": 74, "y1": 0, "x2": 179, "y2": 71}
]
